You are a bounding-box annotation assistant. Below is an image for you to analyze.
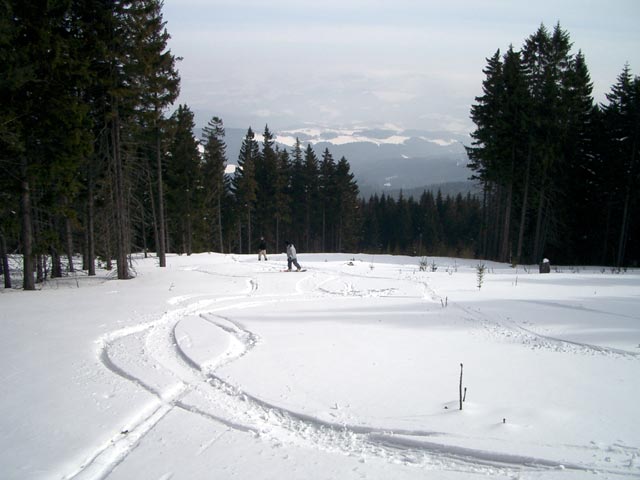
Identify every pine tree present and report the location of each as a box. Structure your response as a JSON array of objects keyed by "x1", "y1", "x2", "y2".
[
  {"x1": 334, "y1": 157, "x2": 360, "y2": 251},
  {"x1": 166, "y1": 105, "x2": 200, "y2": 255},
  {"x1": 602, "y1": 65, "x2": 640, "y2": 267},
  {"x1": 302, "y1": 144, "x2": 320, "y2": 251},
  {"x1": 233, "y1": 127, "x2": 259, "y2": 253},
  {"x1": 3, "y1": 0, "x2": 92, "y2": 287},
  {"x1": 288, "y1": 138, "x2": 306, "y2": 246},
  {"x1": 201, "y1": 116, "x2": 228, "y2": 252},
  {"x1": 273, "y1": 147, "x2": 292, "y2": 248},
  {"x1": 255, "y1": 125, "x2": 279, "y2": 242},
  {"x1": 132, "y1": 0, "x2": 180, "y2": 267},
  {"x1": 467, "y1": 50, "x2": 504, "y2": 260},
  {"x1": 319, "y1": 148, "x2": 337, "y2": 251}
]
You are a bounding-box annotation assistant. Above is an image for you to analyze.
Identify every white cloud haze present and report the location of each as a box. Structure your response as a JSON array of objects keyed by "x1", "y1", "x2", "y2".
[{"x1": 163, "y1": 0, "x2": 640, "y2": 132}]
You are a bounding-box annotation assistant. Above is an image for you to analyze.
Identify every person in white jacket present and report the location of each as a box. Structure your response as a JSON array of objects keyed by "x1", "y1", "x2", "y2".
[{"x1": 285, "y1": 241, "x2": 302, "y2": 271}]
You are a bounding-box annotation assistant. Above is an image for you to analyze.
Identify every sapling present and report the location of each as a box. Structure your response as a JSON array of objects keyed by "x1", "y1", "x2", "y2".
[
  {"x1": 476, "y1": 263, "x2": 486, "y2": 290},
  {"x1": 459, "y1": 363, "x2": 464, "y2": 410},
  {"x1": 419, "y1": 256, "x2": 428, "y2": 271}
]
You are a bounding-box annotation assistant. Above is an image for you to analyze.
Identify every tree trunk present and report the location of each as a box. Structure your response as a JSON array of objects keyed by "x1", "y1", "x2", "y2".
[
  {"x1": 20, "y1": 156, "x2": 35, "y2": 290},
  {"x1": 499, "y1": 181, "x2": 513, "y2": 263},
  {"x1": 217, "y1": 192, "x2": 224, "y2": 253},
  {"x1": 1, "y1": 231, "x2": 11, "y2": 288},
  {"x1": 275, "y1": 215, "x2": 280, "y2": 254},
  {"x1": 111, "y1": 105, "x2": 129, "y2": 280},
  {"x1": 516, "y1": 145, "x2": 532, "y2": 264},
  {"x1": 155, "y1": 116, "x2": 167, "y2": 267},
  {"x1": 36, "y1": 254, "x2": 44, "y2": 284},
  {"x1": 247, "y1": 208, "x2": 252, "y2": 255},
  {"x1": 51, "y1": 245, "x2": 62, "y2": 278},
  {"x1": 65, "y1": 213, "x2": 75, "y2": 273},
  {"x1": 616, "y1": 135, "x2": 637, "y2": 268},
  {"x1": 145, "y1": 167, "x2": 160, "y2": 260},
  {"x1": 601, "y1": 198, "x2": 613, "y2": 265},
  {"x1": 489, "y1": 185, "x2": 503, "y2": 260},
  {"x1": 533, "y1": 183, "x2": 546, "y2": 263},
  {"x1": 479, "y1": 184, "x2": 489, "y2": 258},
  {"x1": 87, "y1": 158, "x2": 96, "y2": 276}
]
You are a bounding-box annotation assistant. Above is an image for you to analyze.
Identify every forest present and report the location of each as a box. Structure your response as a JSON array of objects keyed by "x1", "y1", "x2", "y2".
[
  {"x1": 1, "y1": 2, "x2": 638, "y2": 291},
  {"x1": 467, "y1": 24, "x2": 639, "y2": 268}
]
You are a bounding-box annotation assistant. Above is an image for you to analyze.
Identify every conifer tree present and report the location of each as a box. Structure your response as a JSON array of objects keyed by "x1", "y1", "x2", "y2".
[
  {"x1": 233, "y1": 128, "x2": 259, "y2": 253},
  {"x1": 302, "y1": 144, "x2": 320, "y2": 251},
  {"x1": 3, "y1": 0, "x2": 92, "y2": 287},
  {"x1": 201, "y1": 116, "x2": 228, "y2": 252},
  {"x1": 319, "y1": 148, "x2": 337, "y2": 251},
  {"x1": 334, "y1": 156, "x2": 360, "y2": 251},
  {"x1": 166, "y1": 105, "x2": 200, "y2": 255},
  {"x1": 133, "y1": 0, "x2": 180, "y2": 267},
  {"x1": 601, "y1": 66, "x2": 640, "y2": 267},
  {"x1": 273, "y1": 147, "x2": 292, "y2": 248},
  {"x1": 288, "y1": 138, "x2": 306, "y2": 246},
  {"x1": 255, "y1": 125, "x2": 278, "y2": 242}
]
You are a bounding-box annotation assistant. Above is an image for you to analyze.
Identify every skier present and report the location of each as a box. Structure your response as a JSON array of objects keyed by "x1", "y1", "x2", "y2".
[
  {"x1": 285, "y1": 240, "x2": 302, "y2": 271},
  {"x1": 258, "y1": 236, "x2": 268, "y2": 261}
]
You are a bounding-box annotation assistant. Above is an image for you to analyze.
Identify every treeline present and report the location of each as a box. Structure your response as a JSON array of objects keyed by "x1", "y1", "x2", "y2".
[
  {"x1": 359, "y1": 192, "x2": 481, "y2": 257},
  {"x1": 468, "y1": 23, "x2": 639, "y2": 267},
  {"x1": 3, "y1": 8, "x2": 637, "y2": 292},
  {"x1": 0, "y1": 0, "x2": 362, "y2": 289},
  {"x1": 179, "y1": 120, "x2": 362, "y2": 257},
  {"x1": 1, "y1": 0, "x2": 183, "y2": 289}
]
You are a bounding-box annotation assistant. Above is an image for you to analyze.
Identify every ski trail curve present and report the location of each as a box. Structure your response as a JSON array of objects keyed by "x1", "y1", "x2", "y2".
[{"x1": 68, "y1": 270, "x2": 636, "y2": 479}]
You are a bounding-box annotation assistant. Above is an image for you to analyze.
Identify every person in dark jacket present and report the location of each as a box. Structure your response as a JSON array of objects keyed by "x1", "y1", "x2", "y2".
[
  {"x1": 285, "y1": 241, "x2": 301, "y2": 271},
  {"x1": 258, "y1": 236, "x2": 268, "y2": 261}
]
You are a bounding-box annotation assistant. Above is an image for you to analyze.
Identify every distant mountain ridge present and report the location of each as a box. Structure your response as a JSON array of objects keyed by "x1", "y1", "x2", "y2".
[{"x1": 201, "y1": 125, "x2": 477, "y2": 198}]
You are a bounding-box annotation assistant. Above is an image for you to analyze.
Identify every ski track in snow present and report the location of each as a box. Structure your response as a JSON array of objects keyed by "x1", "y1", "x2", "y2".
[
  {"x1": 66, "y1": 264, "x2": 639, "y2": 479},
  {"x1": 453, "y1": 301, "x2": 640, "y2": 359}
]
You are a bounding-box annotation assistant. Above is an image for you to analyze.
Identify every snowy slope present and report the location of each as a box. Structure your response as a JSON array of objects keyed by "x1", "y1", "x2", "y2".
[{"x1": 1, "y1": 253, "x2": 639, "y2": 479}]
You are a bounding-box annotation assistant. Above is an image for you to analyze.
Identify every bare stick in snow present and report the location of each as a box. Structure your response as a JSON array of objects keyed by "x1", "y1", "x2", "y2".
[{"x1": 459, "y1": 363, "x2": 464, "y2": 410}]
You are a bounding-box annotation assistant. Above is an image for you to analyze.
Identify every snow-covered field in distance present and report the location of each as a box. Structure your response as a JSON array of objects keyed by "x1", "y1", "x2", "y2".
[{"x1": 1, "y1": 252, "x2": 639, "y2": 480}]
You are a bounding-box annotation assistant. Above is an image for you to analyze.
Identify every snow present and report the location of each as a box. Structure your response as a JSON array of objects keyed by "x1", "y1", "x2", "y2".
[
  {"x1": 1, "y1": 253, "x2": 639, "y2": 479},
  {"x1": 421, "y1": 137, "x2": 458, "y2": 147}
]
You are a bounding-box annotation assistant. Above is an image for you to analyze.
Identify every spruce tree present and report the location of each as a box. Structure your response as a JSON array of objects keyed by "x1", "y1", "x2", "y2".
[
  {"x1": 255, "y1": 125, "x2": 279, "y2": 242},
  {"x1": 319, "y1": 148, "x2": 337, "y2": 251},
  {"x1": 334, "y1": 157, "x2": 360, "y2": 251},
  {"x1": 602, "y1": 66, "x2": 640, "y2": 267},
  {"x1": 233, "y1": 128, "x2": 259, "y2": 253},
  {"x1": 166, "y1": 105, "x2": 200, "y2": 255},
  {"x1": 201, "y1": 116, "x2": 228, "y2": 252},
  {"x1": 302, "y1": 144, "x2": 320, "y2": 251},
  {"x1": 273, "y1": 147, "x2": 292, "y2": 248}
]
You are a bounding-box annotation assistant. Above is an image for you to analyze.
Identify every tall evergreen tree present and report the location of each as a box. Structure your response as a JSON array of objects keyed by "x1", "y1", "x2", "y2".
[
  {"x1": 273, "y1": 147, "x2": 292, "y2": 248},
  {"x1": 302, "y1": 144, "x2": 320, "y2": 251},
  {"x1": 334, "y1": 156, "x2": 360, "y2": 251},
  {"x1": 601, "y1": 65, "x2": 640, "y2": 267},
  {"x1": 133, "y1": 0, "x2": 180, "y2": 268},
  {"x1": 233, "y1": 127, "x2": 259, "y2": 253},
  {"x1": 255, "y1": 125, "x2": 278, "y2": 242},
  {"x1": 3, "y1": 0, "x2": 92, "y2": 287},
  {"x1": 201, "y1": 116, "x2": 228, "y2": 252},
  {"x1": 319, "y1": 148, "x2": 337, "y2": 251},
  {"x1": 166, "y1": 105, "x2": 200, "y2": 255}
]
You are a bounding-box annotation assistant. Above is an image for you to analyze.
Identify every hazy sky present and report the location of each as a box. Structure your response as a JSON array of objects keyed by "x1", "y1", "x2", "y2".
[{"x1": 162, "y1": 0, "x2": 640, "y2": 133}]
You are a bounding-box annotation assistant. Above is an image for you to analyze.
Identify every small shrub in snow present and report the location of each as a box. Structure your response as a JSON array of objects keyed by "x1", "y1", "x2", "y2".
[
  {"x1": 476, "y1": 263, "x2": 486, "y2": 290},
  {"x1": 419, "y1": 257, "x2": 428, "y2": 271}
]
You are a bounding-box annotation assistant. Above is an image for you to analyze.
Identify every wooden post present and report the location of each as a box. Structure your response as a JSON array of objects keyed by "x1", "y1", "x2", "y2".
[{"x1": 459, "y1": 363, "x2": 464, "y2": 411}]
